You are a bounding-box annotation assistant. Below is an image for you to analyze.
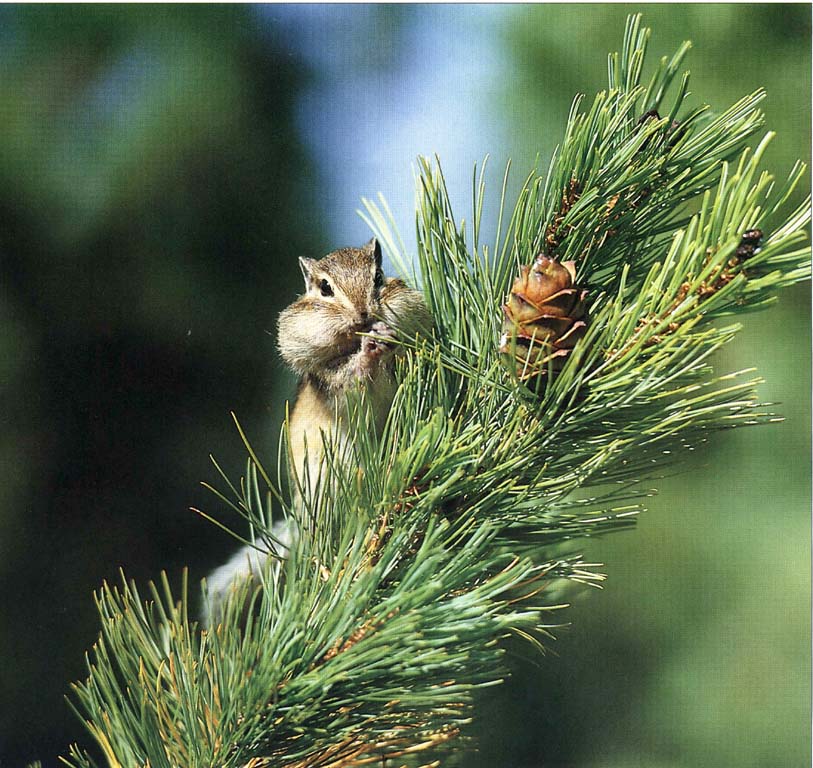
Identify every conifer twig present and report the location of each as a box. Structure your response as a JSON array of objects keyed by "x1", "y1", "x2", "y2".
[{"x1": 64, "y1": 16, "x2": 810, "y2": 768}]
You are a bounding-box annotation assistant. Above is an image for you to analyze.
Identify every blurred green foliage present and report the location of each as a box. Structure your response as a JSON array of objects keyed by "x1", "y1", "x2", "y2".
[
  {"x1": 0, "y1": 6, "x2": 320, "y2": 764},
  {"x1": 0, "y1": 5, "x2": 808, "y2": 767}
]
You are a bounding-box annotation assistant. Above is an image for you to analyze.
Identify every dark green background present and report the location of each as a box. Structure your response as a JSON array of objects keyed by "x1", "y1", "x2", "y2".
[{"x1": 0, "y1": 6, "x2": 808, "y2": 767}]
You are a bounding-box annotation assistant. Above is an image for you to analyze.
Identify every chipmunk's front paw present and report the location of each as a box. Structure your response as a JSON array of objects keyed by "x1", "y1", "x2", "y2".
[
  {"x1": 363, "y1": 321, "x2": 396, "y2": 355},
  {"x1": 354, "y1": 322, "x2": 395, "y2": 376}
]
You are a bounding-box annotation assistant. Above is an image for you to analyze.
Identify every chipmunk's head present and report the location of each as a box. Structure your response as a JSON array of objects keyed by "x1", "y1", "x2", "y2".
[
  {"x1": 277, "y1": 238, "x2": 392, "y2": 374},
  {"x1": 297, "y1": 237, "x2": 385, "y2": 328}
]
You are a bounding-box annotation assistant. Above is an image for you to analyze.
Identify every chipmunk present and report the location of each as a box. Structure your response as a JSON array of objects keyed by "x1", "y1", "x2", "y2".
[{"x1": 204, "y1": 238, "x2": 431, "y2": 624}]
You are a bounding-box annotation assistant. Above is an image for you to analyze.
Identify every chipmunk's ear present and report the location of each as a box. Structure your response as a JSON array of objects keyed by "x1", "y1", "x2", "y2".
[
  {"x1": 365, "y1": 237, "x2": 382, "y2": 270},
  {"x1": 298, "y1": 257, "x2": 316, "y2": 285}
]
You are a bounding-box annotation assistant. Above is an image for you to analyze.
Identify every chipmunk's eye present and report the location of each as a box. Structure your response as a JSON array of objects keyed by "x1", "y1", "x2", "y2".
[
  {"x1": 374, "y1": 268, "x2": 384, "y2": 289},
  {"x1": 319, "y1": 278, "x2": 333, "y2": 297}
]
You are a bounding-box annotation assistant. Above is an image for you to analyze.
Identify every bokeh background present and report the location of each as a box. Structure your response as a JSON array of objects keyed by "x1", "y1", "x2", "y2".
[{"x1": 0, "y1": 5, "x2": 809, "y2": 767}]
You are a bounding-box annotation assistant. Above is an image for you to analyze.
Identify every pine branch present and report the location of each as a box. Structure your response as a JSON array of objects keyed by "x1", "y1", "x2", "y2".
[{"x1": 64, "y1": 15, "x2": 810, "y2": 768}]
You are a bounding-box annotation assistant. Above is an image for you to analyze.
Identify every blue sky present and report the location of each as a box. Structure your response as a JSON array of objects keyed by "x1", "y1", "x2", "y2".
[{"x1": 256, "y1": 4, "x2": 516, "y2": 269}]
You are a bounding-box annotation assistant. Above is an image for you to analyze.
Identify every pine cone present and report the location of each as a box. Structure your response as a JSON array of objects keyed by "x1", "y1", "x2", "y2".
[{"x1": 500, "y1": 254, "x2": 588, "y2": 381}]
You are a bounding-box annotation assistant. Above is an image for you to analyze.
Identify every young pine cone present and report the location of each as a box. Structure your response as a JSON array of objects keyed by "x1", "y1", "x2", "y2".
[{"x1": 499, "y1": 254, "x2": 588, "y2": 381}]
